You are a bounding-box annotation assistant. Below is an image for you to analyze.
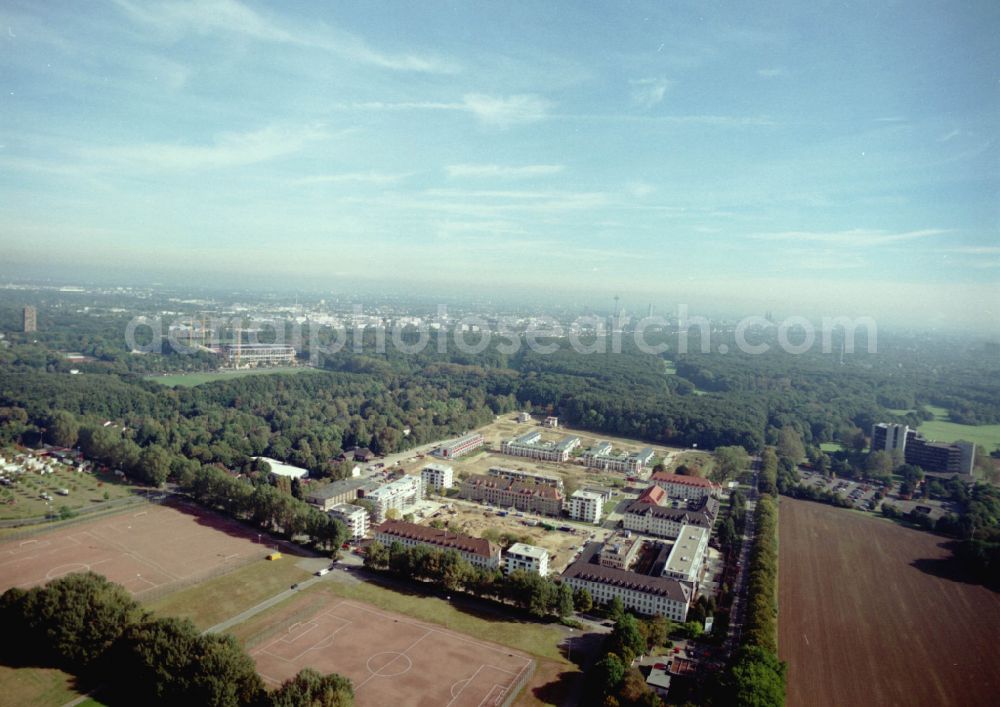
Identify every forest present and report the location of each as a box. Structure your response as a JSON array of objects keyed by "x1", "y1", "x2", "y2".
[
  {"x1": 2, "y1": 299, "x2": 999, "y2": 485},
  {"x1": 0, "y1": 572, "x2": 353, "y2": 706}
]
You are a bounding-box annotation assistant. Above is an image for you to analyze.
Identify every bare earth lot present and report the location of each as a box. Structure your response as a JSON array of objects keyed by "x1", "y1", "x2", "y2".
[
  {"x1": 244, "y1": 590, "x2": 534, "y2": 707},
  {"x1": 779, "y1": 497, "x2": 1000, "y2": 707},
  {"x1": 432, "y1": 503, "x2": 611, "y2": 573},
  {"x1": 0, "y1": 500, "x2": 294, "y2": 597}
]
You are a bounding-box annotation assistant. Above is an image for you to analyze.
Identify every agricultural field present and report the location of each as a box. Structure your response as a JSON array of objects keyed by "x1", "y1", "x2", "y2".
[
  {"x1": 146, "y1": 366, "x2": 322, "y2": 387},
  {"x1": 778, "y1": 497, "x2": 1000, "y2": 707},
  {"x1": 0, "y1": 454, "x2": 135, "y2": 521}
]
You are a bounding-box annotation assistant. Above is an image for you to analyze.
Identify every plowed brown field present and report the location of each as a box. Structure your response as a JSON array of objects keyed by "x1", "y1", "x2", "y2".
[{"x1": 778, "y1": 497, "x2": 1000, "y2": 707}]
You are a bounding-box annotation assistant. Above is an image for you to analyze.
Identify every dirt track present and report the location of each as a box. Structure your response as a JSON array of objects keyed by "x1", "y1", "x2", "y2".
[{"x1": 778, "y1": 497, "x2": 1000, "y2": 707}]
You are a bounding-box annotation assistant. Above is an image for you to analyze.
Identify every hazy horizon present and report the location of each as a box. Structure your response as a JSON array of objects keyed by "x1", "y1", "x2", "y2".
[{"x1": 2, "y1": 1, "x2": 998, "y2": 333}]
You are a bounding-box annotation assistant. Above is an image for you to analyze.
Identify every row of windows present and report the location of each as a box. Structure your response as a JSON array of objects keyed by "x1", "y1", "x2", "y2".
[{"x1": 566, "y1": 578, "x2": 687, "y2": 621}]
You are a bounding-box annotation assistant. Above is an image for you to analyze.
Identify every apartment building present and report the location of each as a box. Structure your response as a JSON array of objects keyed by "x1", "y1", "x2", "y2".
[
  {"x1": 623, "y1": 493, "x2": 719, "y2": 539},
  {"x1": 561, "y1": 543, "x2": 691, "y2": 621},
  {"x1": 568, "y1": 489, "x2": 604, "y2": 524},
  {"x1": 582, "y1": 443, "x2": 655, "y2": 474},
  {"x1": 487, "y1": 466, "x2": 563, "y2": 490},
  {"x1": 366, "y1": 474, "x2": 423, "y2": 523},
  {"x1": 460, "y1": 474, "x2": 564, "y2": 516},
  {"x1": 661, "y1": 525, "x2": 710, "y2": 584},
  {"x1": 872, "y1": 423, "x2": 975, "y2": 474},
  {"x1": 328, "y1": 503, "x2": 369, "y2": 540},
  {"x1": 421, "y1": 463, "x2": 454, "y2": 493},
  {"x1": 650, "y1": 472, "x2": 716, "y2": 500},
  {"x1": 500, "y1": 431, "x2": 581, "y2": 462},
  {"x1": 436, "y1": 433, "x2": 485, "y2": 459},
  {"x1": 374, "y1": 520, "x2": 501, "y2": 570},
  {"x1": 504, "y1": 543, "x2": 550, "y2": 576}
]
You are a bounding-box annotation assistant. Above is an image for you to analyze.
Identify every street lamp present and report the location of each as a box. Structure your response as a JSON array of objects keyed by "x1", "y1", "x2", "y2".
[{"x1": 567, "y1": 628, "x2": 575, "y2": 662}]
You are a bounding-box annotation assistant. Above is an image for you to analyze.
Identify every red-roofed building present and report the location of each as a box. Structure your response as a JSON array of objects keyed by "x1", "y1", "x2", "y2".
[
  {"x1": 650, "y1": 472, "x2": 715, "y2": 500},
  {"x1": 637, "y1": 485, "x2": 666, "y2": 505},
  {"x1": 373, "y1": 520, "x2": 501, "y2": 570}
]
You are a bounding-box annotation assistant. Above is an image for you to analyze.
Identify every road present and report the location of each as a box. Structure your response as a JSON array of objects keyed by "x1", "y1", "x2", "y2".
[{"x1": 724, "y1": 456, "x2": 760, "y2": 655}]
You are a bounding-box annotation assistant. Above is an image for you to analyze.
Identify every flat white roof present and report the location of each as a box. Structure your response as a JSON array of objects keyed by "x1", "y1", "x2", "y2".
[
  {"x1": 571, "y1": 490, "x2": 604, "y2": 501},
  {"x1": 647, "y1": 665, "x2": 672, "y2": 690},
  {"x1": 256, "y1": 456, "x2": 308, "y2": 479},
  {"x1": 507, "y1": 542, "x2": 549, "y2": 559},
  {"x1": 664, "y1": 525, "x2": 709, "y2": 577},
  {"x1": 329, "y1": 503, "x2": 366, "y2": 516}
]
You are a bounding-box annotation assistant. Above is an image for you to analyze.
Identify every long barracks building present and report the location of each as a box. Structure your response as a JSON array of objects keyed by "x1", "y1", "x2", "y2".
[
  {"x1": 373, "y1": 520, "x2": 501, "y2": 570},
  {"x1": 459, "y1": 474, "x2": 564, "y2": 516},
  {"x1": 623, "y1": 491, "x2": 720, "y2": 539},
  {"x1": 500, "y1": 431, "x2": 581, "y2": 462},
  {"x1": 561, "y1": 543, "x2": 691, "y2": 621},
  {"x1": 582, "y1": 442, "x2": 655, "y2": 474}
]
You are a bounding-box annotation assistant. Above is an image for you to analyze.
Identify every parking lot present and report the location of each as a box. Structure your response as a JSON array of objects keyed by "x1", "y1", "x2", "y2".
[{"x1": 797, "y1": 471, "x2": 882, "y2": 510}]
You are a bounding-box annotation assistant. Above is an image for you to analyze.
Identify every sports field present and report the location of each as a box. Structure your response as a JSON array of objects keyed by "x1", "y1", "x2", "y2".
[
  {"x1": 779, "y1": 497, "x2": 1000, "y2": 707},
  {"x1": 0, "y1": 501, "x2": 286, "y2": 597},
  {"x1": 244, "y1": 591, "x2": 534, "y2": 707},
  {"x1": 147, "y1": 367, "x2": 321, "y2": 387}
]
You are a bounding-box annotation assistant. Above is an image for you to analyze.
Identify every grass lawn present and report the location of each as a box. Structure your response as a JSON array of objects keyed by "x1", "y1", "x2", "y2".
[
  {"x1": 146, "y1": 367, "x2": 322, "y2": 387},
  {"x1": 917, "y1": 420, "x2": 1000, "y2": 454},
  {"x1": 820, "y1": 442, "x2": 845, "y2": 453},
  {"x1": 230, "y1": 580, "x2": 570, "y2": 663},
  {"x1": 0, "y1": 466, "x2": 135, "y2": 521},
  {"x1": 924, "y1": 405, "x2": 950, "y2": 420},
  {"x1": 145, "y1": 558, "x2": 311, "y2": 630},
  {"x1": 669, "y1": 450, "x2": 716, "y2": 477},
  {"x1": 0, "y1": 665, "x2": 80, "y2": 707}
]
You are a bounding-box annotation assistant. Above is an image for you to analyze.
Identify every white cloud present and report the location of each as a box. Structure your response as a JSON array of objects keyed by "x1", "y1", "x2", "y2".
[
  {"x1": 333, "y1": 95, "x2": 552, "y2": 128},
  {"x1": 627, "y1": 181, "x2": 656, "y2": 198},
  {"x1": 936, "y1": 245, "x2": 1000, "y2": 255},
  {"x1": 461, "y1": 94, "x2": 552, "y2": 128},
  {"x1": 756, "y1": 68, "x2": 786, "y2": 78},
  {"x1": 112, "y1": 0, "x2": 457, "y2": 73},
  {"x1": 84, "y1": 124, "x2": 327, "y2": 171},
  {"x1": 938, "y1": 129, "x2": 962, "y2": 142},
  {"x1": 629, "y1": 77, "x2": 672, "y2": 108},
  {"x1": 295, "y1": 171, "x2": 410, "y2": 185},
  {"x1": 750, "y1": 228, "x2": 948, "y2": 247},
  {"x1": 446, "y1": 164, "x2": 564, "y2": 179}
]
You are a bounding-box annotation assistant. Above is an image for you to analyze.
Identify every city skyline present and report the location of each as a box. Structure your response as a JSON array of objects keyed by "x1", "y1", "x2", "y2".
[{"x1": 1, "y1": 1, "x2": 998, "y2": 332}]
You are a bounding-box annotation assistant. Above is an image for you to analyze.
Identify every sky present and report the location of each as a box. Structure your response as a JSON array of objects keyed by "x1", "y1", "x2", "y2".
[{"x1": 1, "y1": 0, "x2": 998, "y2": 332}]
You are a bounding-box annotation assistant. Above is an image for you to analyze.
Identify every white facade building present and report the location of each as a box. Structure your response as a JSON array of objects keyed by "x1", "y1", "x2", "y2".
[
  {"x1": 661, "y1": 525, "x2": 710, "y2": 583},
  {"x1": 650, "y1": 472, "x2": 715, "y2": 500},
  {"x1": 328, "y1": 503, "x2": 369, "y2": 540},
  {"x1": 561, "y1": 544, "x2": 691, "y2": 621},
  {"x1": 366, "y1": 474, "x2": 423, "y2": 523},
  {"x1": 582, "y1": 444, "x2": 655, "y2": 474},
  {"x1": 374, "y1": 520, "x2": 501, "y2": 570},
  {"x1": 504, "y1": 543, "x2": 550, "y2": 576},
  {"x1": 421, "y1": 463, "x2": 454, "y2": 493},
  {"x1": 568, "y1": 490, "x2": 604, "y2": 524},
  {"x1": 500, "y1": 431, "x2": 581, "y2": 462}
]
